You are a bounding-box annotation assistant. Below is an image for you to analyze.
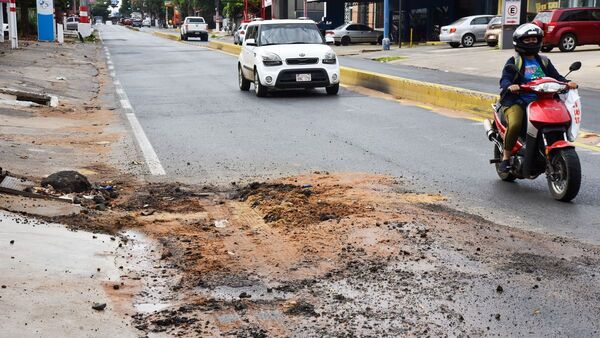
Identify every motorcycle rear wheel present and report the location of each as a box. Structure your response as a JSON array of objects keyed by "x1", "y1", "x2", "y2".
[
  {"x1": 547, "y1": 148, "x2": 581, "y2": 202},
  {"x1": 494, "y1": 145, "x2": 516, "y2": 182}
]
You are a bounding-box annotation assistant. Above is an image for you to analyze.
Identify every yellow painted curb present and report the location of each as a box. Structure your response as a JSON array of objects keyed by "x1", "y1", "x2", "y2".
[
  {"x1": 152, "y1": 31, "x2": 180, "y2": 41},
  {"x1": 208, "y1": 40, "x2": 241, "y2": 55},
  {"x1": 340, "y1": 66, "x2": 498, "y2": 115}
]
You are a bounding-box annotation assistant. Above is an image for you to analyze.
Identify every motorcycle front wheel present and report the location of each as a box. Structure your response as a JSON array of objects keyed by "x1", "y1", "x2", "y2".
[
  {"x1": 494, "y1": 145, "x2": 516, "y2": 182},
  {"x1": 547, "y1": 148, "x2": 581, "y2": 202}
]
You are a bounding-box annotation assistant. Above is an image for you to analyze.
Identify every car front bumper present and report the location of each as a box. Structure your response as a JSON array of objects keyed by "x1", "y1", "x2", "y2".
[{"x1": 256, "y1": 63, "x2": 340, "y2": 89}]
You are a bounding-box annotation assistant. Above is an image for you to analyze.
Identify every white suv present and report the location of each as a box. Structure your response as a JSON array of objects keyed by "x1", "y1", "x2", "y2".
[{"x1": 238, "y1": 19, "x2": 340, "y2": 97}]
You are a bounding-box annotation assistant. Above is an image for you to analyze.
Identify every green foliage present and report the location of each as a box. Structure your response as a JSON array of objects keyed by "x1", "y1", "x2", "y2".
[
  {"x1": 224, "y1": 0, "x2": 260, "y2": 20},
  {"x1": 119, "y1": 0, "x2": 132, "y2": 16},
  {"x1": 91, "y1": 1, "x2": 111, "y2": 21}
]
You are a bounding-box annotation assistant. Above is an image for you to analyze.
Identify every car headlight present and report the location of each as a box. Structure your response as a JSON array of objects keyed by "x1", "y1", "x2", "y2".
[
  {"x1": 262, "y1": 52, "x2": 282, "y2": 66},
  {"x1": 322, "y1": 51, "x2": 337, "y2": 64},
  {"x1": 531, "y1": 82, "x2": 566, "y2": 93}
]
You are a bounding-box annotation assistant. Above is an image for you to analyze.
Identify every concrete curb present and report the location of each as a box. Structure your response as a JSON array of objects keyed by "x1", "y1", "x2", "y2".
[
  {"x1": 152, "y1": 31, "x2": 180, "y2": 41},
  {"x1": 150, "y1": 33, "x2": 498, "y2": 114},
  {"x1": 340, "y1": 67, "x2": 497, "y2": 115},
  {"x1": 208, "y1": 40, "x2": 242, "y2": 55}
]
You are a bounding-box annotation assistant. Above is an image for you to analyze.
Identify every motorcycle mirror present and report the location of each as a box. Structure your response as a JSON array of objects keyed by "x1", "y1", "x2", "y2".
[{"x1": 569, "y1": 61, "x2": 582, "y2": 72}]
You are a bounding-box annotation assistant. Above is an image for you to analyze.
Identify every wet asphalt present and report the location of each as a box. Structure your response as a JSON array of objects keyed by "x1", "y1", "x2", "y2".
[{"x1": 99, "y1": 25, "x2": 600, "y2": 244}]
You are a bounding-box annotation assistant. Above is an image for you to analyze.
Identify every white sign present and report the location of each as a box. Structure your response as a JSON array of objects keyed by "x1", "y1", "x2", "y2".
[
  {"x1": 503, "y1": 0, "x2": 521, "y2": 25},
  {"x1": 37, "y1": 0, "x2": 53, "y2": 15},
  {"x1": 264, "y1": 0, "x2": 272, "y2": 7}
]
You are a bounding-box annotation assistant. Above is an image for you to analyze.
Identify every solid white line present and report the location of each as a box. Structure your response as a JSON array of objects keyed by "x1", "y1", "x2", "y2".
[
  {"x1": 114, "y1": 79, "x2": 121, "y2": 86},
  {"x1": 125, "y1": 113, "x2": 166, "y2": 175},
  {"x1": 115, "y1": 87, "x2": 125, "y2": 97},
  {"x1": 120, "y1": 99, "x2": 132, "y2": 110}
]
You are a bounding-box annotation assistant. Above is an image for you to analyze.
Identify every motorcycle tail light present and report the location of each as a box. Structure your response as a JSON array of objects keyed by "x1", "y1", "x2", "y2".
[
  {"x1": 449, "y1": 28, "x2": 456, "y2": 33},
  {"x1": 326, "y1": 31, "x2": 334, "y2": 36},
  {"x1": 531, "y1": 82, "x2": 566, "y2": 93}
]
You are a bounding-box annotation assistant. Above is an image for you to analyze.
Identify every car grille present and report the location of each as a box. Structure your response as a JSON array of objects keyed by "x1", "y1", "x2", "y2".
[
  {"x1": 277, "y1": 69, "x2": 328, "y2": 83},
  {"x1": 286, "y1": 58, "x2": 319, "y2": 65}
]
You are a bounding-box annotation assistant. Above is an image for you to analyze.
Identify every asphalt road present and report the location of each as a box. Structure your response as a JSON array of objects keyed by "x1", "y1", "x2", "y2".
[{"x1": 99, "y1": 25, "x2": 600, "y2": 244}]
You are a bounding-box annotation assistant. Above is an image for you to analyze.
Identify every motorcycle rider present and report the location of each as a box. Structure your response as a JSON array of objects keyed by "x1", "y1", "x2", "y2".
[{"x1": 498, "y1": 23, "x2": 578, "y2": 173}]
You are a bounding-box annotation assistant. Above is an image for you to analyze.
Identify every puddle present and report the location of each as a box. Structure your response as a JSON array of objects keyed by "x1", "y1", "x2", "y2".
[
  {"x1": 134, "y1": 303, "x2": 172, "y2": 313},
  {"x1": 195, "y1": 284, "x2": 290, "y2": 302}
]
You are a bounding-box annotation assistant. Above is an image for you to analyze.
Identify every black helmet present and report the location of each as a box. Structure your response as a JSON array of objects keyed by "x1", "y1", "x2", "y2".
[{"x1": 513, "y1": 23, "x2": 544, "y2": 55}]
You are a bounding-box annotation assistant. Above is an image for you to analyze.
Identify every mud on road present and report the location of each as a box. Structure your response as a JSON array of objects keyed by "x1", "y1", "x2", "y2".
[{"x1": 50, "y1": 172, "x2": 600, "y2": 337}]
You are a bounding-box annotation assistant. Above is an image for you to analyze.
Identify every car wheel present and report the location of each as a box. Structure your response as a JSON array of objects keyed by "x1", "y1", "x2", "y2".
[
  {"x1": 461, "y1": 34, "x2": 475, "y2": 47},
  {"x1": 449, "y1": 42, "x2": 460, "y2": 48},
  {"x1": 486, "y1": 41, "x2": 497, "y2": 47},
  {"x1": 239, "y1": 65, "x2": 250, "y2": 91},
  {"x1": 254, "y1": 70, "x2": 268, "y2": 97},
  {"x1": 559, "y1": 33, "x2": 577, "y2": 52},
  {"x1": 334, "y1": 41, "x2": 341, "y2": 46},
  {"x1": 182, "y1": 34, "x2": 188, "y2": 41},
  {"x1": 341, "y1": 36, "x2": 351, "y2": 46},
  {"x1": 541, "y1": 46, "x2": 553, "y2": 53},
  {"x1": 326, "y1": 83, "x2": 339, "y2": 95}
]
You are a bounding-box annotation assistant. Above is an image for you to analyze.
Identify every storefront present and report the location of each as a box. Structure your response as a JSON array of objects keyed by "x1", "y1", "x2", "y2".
[{"x1": 535, "y1": 0, "x2": 599, "y2": 11}]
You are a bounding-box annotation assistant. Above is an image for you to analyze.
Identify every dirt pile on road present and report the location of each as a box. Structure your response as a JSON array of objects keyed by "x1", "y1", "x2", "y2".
[{"x1": 6, "y1": 172, "x2": 600, "y2": 336}]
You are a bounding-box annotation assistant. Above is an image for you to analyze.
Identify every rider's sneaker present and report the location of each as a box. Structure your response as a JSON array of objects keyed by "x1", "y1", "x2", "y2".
[{"x1": 499, "y1": 159, "x2": 511, "y2": 173}]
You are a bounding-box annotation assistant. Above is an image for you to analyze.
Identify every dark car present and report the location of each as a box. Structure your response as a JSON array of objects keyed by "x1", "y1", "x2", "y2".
[
  {"x1": 533, "y1": 7, "x2": 600, "y2": 52},
  {"x1": 132, "y1": 18, "x2": 143, "y2": 27}
]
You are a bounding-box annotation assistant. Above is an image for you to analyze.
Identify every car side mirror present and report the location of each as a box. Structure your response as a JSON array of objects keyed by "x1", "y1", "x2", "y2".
[
  {"x1": 245, "y1": 38, "x2": 256, "y2": 46},
  {"x1": 325, "y1": 36, "x2": 334, "y2": 44},
  {"x1": 569, "y1": 61, "x2": 582, "y2": 72}
]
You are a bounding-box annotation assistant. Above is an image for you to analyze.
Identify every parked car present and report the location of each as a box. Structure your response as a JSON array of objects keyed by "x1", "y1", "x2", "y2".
[
  {"x1": 316, "y1": 17, "x2": 336, "y2": 36},
  {"x1": 439, "y1": 15, "x2": 495, "y2": 48},
  {"x1": 132, "y1": 18, "x2": 143, "y2": 27},
  {"x1": 532, "y1": 7, "x2": 600, "y2": 52},
  {"x1": 142, "y1": 18, "x2": 152, "y2": 27},
  {"x1": 234, "y1": 23, "x2": 248, "y2": 45},
  {"x1": 238, "y1": 19, "x2": 340, "y2": 96},
  {"x1": 484, "y1": 16, "x2": 502, "y2": 47},
  {"x1": 66, "y1": 16, "x2": 79, "y2": 31},
  {"x1": 180, "y1": 16, "x2": 208, "y2": 41},
  {"x1": 326, "y1": 23, "x2": 383, "y2": 46},
  {"x1": 121, "y1": 18, "x2": 133, "y2": 26}
]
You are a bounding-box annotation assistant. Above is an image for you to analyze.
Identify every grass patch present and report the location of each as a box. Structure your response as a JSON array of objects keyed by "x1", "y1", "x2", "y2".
[{"x1": 372, "y1": 56, "x2": 408, "y2": 63}]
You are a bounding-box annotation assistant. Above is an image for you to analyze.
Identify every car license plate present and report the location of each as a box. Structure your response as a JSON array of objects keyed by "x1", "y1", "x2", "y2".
[{"x1": 296, "y1": 74, "x2": 311, "y2": 82}]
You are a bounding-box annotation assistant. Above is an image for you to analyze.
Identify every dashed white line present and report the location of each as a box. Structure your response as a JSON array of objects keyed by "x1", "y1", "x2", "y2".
[{"x1": 120, "y1": 99, "x2": 132, "y2": 110}]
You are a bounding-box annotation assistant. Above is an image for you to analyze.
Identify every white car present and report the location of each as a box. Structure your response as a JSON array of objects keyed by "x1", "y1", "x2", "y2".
[
  {"x1": 238, "y1": 19, "x2": 340, "y2": 97},
  {"x1": 180, "y1": 16, "x2": 208, "y2": 41},
  {"x1": 234, "y1": 23, "x2": 248, "y2": 45},
  {"x1": 142, "y1": 18, "x2": 151, "y2": 27}
]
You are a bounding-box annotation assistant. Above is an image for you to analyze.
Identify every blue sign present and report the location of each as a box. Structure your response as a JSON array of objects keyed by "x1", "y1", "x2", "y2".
[{"x1": 37, "y1": 0, "x2": 55, "y2": 42}]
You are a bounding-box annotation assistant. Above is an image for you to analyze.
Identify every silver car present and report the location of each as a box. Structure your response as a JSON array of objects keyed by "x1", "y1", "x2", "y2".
[
  {"x1": 234, "y1": 23, "x2": 248, "y2": 45},
  {"x1": 439, "y1": 15, "x2": 495, "y2": 48},
  {"x1": 326, "y1": 23, "x2": 383, "y2": 46}
]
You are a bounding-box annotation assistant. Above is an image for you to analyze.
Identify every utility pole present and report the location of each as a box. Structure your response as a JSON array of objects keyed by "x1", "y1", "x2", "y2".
[
  {"x1": 303, "y1": 0, "x2": 307, "y2": 17},
  {"x1": 382, "y1": 0, "x2": 389, "y2": 50},
  {"x1": 519, "y1": 0, "x2": 527, "y2": 24},
  {"x1": 398, "y1": 0, "x2": 401, "y2": 48},
  {"x1": 0, "y1": 1, "x2": 4, "y2": 44}
]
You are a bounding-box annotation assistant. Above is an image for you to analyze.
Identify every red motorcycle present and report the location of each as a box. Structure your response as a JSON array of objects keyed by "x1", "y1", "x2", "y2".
[{"x1": 484, "y1": 61, "x2": 582, "y2": 201}]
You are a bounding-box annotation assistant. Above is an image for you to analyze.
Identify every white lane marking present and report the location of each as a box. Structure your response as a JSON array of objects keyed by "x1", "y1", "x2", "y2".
[
  {"x1": 114, "y1": 79, "x2": 121, "y2": 86},
  {"x1": 108, "y1": 64, "x2": 114, "y2": 70},
  {"x1": 115, "y1": 87, "x2": 125, "y2": 96},
  {"x1": 107, "y1": 60, "x2": 113, "y2": 65},
  {"x1": 110, "y1": 71, "x2": 116, "y2": 77},
  {"x1": 120, "y1": 99, "x2": 132, "y2": 110},
  {"x1": 125, "y1": 112, "x2": 166, "y2": 175}
]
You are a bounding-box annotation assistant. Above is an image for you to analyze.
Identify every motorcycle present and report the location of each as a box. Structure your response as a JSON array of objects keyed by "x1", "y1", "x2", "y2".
[{"x1": 483, "y1": 61, "x2": 582, "y2": 201}]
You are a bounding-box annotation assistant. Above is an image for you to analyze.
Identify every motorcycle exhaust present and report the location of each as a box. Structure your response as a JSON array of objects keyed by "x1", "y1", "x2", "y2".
[{"x1": 483, "y1": 119, "x2": 495, "y2": 141}]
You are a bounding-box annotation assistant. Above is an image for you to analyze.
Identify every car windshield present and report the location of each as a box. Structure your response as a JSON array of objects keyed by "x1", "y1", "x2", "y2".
[
  {"x1": 490, "y1": 17, "x2": 501, "y2": 25},
  {"x1": 188, "y1": 18, "x2": 205, "y2": 23},
  {"x1": 449, "y1": 17, "x2": 467, "y2": 25},
  {"x1": 259, "y1": 23, "x2": 324, "y2": 46},
  {"x1": 534, "y1": 12, "x2": 552, "y2": 23}
]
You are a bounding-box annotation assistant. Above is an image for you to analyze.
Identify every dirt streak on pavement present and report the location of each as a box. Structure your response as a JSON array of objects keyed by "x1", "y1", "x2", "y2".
[{"x1": 48, "y1": 173, "x2": 600, "y2": 337}]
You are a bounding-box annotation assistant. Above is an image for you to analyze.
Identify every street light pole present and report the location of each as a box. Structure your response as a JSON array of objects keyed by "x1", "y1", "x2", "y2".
[
  {"x1": 382, "y1": 0, "x2": 389, "y2": 50},
  {"x1": 303, "y1": 0, "x2": 307, "y2": 17}
]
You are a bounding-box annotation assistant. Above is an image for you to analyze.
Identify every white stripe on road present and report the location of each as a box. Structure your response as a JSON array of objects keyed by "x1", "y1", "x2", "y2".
[
  {"x1": 120, "y1": 99, "x2": 132, "y2": 110},
  {"x1": 125, "y1": 112, "x2": 166, "y2": 175},
  {"x1": 114, "y1": 79, "x2": 121, "y2": 86},
  {"x1": 115, "y1": 87, "x2": 125, "y2": 96},
  {"x1": 108, "y1": 64, "x2": 114, "y2": 70}
]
